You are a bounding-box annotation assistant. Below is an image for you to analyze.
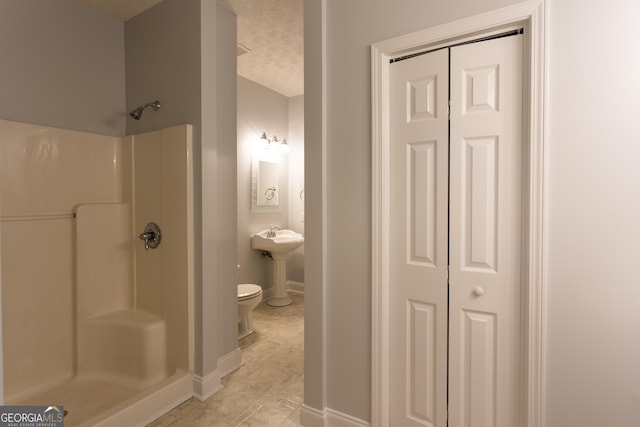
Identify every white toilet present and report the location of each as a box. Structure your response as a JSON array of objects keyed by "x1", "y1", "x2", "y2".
[{"x1": 237, "y1": 284, "x2": 263, "y2": 339}]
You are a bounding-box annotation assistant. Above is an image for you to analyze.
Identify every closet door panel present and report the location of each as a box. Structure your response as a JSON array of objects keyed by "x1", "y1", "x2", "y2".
[
  {"x1": 449, "y1": 35, "x2": 524, "y2": 427},
  {"x1": 389, "y1": 48, "x2": 449, "y2": 427}
]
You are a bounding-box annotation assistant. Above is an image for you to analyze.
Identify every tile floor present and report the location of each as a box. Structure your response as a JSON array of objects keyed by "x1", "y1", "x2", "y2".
[{"x1": 149, "y1": 292, "x2": 304, "y2": 426}]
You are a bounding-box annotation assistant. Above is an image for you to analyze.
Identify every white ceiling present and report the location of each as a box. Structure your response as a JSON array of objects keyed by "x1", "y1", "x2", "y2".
[{"x1": 79, "y1": 0, "x2": 303, "y2": 98}]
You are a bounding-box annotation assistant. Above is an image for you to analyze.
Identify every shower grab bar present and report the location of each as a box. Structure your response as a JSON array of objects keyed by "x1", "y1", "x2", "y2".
[{"x1": 0, "y1": 212, "x2": 76, "y2": 222}]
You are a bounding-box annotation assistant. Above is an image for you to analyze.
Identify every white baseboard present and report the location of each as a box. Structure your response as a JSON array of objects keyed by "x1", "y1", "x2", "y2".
[
  {"x1": 217, "y1": 347, "x2": 242, "y2": 378},
  {"x1": 300, "y1": 405, "x2": 370, "y2": 427},
  {"x1": 192, "y1": 348, "x2": 242, "y2": 401},
  {"x1": 325, "y1": 408, "x2": 370, "y2": 427},
  {"x1": 192, "y1": 370, "x2": 222, "y2": 401},
  {"x1": 300, "y1": 405, "x2": 325, "y2": 427},
  {"x1": 287, "y1": 281, "x2": 305, "y2": 294}
]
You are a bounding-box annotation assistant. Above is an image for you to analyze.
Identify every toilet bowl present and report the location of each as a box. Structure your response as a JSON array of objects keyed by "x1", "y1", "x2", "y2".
[{"x1": 238, "y1": 284, "x2": 263, "y2": 339}]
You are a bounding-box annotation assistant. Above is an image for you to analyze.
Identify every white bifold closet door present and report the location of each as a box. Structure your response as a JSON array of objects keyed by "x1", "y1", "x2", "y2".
[{"x1": 389, "y1": 34, "x2": 523, "y2": 427}]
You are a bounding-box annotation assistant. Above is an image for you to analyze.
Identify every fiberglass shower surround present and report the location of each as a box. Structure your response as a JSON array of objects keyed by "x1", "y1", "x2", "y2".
[{"x1": 0, "y1": 120, "x2": 194, "y2": 426}]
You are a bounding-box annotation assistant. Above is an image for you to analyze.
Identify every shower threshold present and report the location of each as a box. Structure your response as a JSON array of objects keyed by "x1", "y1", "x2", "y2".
[{"x1": 11, "y1": 371, "x2": 192, "y2": 427}]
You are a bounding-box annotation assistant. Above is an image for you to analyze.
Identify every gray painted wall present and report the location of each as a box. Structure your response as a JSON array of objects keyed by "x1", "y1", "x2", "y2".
[
  {"x1": 202, "y1": 0, "x2": 239, "y2": 373},
  {"x1": 306, "y1": 0, "x2": 640, "y2": 424},
  {"x1": 303, "y1": 0, "x2": 326, "y2": 412},
  {"x1": 545, "y1": 0, "x2": 640, "y2": 425},
  {"x1": 124, "y1": 0, "x2": 201, "y2": 138},
  {"x1": 0, "y1": 0, "x2": 125, "y2": 136}
]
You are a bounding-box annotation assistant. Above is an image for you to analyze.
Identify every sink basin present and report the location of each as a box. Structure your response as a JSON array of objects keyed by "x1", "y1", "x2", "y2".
[
  {"x1": 251, "y1": 229, "x2": 304, "y2": 307},
  {"x1": 251, "y1": 229, "x2": 304, "y2": 256}
]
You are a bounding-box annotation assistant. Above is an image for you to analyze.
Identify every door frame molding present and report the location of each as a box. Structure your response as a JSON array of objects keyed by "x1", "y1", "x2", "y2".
[{"x1": 370, "y1": 1, "x2": 547, "y2": 426}]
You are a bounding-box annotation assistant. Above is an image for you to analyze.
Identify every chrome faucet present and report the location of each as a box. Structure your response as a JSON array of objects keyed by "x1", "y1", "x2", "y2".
[{"x1": 266, "y1": 226, "x2": 280, "y2": 238}]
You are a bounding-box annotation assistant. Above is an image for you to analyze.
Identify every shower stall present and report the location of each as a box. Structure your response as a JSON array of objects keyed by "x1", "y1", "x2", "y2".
[{"x1": 0, "y1": 120, "x2": 194, "y2": 426}]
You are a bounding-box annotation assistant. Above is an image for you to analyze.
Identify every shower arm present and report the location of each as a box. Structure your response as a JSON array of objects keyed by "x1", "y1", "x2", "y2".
[{"x1": 129, "y1": 100, "x2": 161, "y2": 120}]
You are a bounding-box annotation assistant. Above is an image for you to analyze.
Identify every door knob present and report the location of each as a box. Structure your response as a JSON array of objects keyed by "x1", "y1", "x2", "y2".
[{"x1": 473, "y1": 286, "x2": 485, "y2": 297}]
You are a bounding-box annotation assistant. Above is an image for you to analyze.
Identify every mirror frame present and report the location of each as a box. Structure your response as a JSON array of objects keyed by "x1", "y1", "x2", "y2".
[{"x1": 251, "y1": 156, "x2": 282, "y2": 213}]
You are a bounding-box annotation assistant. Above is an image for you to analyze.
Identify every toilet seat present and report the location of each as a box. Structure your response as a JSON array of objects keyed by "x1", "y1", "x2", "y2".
[{"x1": 238, "y1": 284, "x2": 262, "y2": 301}]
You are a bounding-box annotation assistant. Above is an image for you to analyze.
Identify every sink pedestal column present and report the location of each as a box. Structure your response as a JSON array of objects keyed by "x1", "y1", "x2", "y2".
[{"x1": 267, "y1": 253, "x2": 292, "y2": 306}]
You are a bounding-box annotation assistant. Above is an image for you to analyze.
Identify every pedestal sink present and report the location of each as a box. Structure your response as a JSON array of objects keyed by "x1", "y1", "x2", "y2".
[{"x1": 251, "y1": 229, "x2": 304, "y2": 306}]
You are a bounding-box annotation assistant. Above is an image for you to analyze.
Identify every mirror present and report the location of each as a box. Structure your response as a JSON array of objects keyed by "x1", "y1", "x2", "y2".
[
  {"x1": 252, "y1": 158, "x2": 281, "y2": 212},
  {"x1": 257, "y1": 160, "x2": 279, "y2": 206}
]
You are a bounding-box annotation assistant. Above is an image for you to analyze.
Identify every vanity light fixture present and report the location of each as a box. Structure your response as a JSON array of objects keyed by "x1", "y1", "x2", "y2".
[
  {"x1": 259, "y1": 132, "x2": 270, "y2": 149},
  {"x1": 259, "y1": 132, "x2": 289, "y2": 153},
  {"x1": 280, "y1": 138, "x2": 290, "y2": 153}
]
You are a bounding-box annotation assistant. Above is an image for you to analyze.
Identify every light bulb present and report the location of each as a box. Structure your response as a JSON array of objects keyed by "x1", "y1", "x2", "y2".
[{"x1": 280, "y1": 138, "x2": 290, "y2": 153}]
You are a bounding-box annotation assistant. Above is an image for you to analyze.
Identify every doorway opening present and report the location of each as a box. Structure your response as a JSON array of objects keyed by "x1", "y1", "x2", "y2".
[{"x1": 229, "y1": 0, "x2": 306, "y2": 423}]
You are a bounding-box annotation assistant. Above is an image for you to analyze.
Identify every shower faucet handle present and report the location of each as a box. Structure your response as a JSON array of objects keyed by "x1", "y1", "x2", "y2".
[
  {"x1": 138, "y1": 222, "x2": 162, "y2": 250},
  {"x1": 138, "y1": 231, "x2": 155, "y2": 249},
  {"x1": 139, "y1": 231, "x2": 155, "y2": 239}
]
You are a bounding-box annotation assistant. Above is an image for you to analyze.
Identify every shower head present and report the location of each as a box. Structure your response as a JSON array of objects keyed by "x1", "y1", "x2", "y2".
[{"x1": 129, "y1": 100, "x2": 161, "y2": 120}]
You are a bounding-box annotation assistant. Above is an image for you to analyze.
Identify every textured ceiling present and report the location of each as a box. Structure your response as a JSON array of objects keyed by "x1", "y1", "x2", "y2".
[
  {"x1": 221, "y1": 0, "x2": 303, "y2": 97},
  {"x1": 79, "y1": 0, "x2": 304, "y2": 98}
]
